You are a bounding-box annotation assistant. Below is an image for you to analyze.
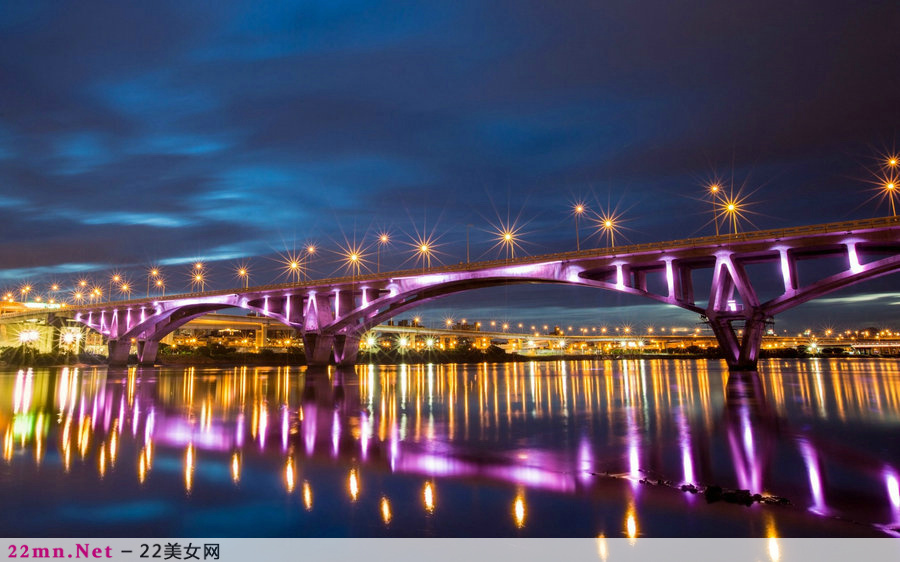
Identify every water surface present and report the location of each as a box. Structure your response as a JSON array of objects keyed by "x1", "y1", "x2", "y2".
[{"x1": 1, "y1": 359, "x2": 899, "y2": 537}]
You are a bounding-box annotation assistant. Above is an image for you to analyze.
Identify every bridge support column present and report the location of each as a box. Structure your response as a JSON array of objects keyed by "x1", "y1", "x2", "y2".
[
  {"x1": 107, "y1": 339, "x2": 132, "y2": 367},
  {"x1": 333, "y1": 333, "x2": 360, "y2": 366},
  {"x1": 303, "y1": 332, "x2": 334, "y2": 367},
  {"x1": 137, "y1": 340, "x2": 159, "y2": 366},
  {"x1": 707, "y1": 311, "x2": 767, "y2": 372}
]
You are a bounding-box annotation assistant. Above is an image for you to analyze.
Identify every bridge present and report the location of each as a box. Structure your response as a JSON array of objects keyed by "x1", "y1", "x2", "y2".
[{"x1": 4, "y1": 216, "x2": 900, "y2": 371}]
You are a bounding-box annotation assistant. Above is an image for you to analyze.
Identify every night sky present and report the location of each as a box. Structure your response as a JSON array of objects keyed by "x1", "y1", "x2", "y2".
[{"x1": 1, "y1": 1, "x2": 899, "y2": 331}]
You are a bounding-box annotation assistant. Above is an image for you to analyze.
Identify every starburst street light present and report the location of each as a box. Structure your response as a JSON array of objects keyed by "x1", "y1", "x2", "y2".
[
  {"x1": 718, "y1": 192, "x2": 751, "y2": 234},
  {"x1": 235, "y1": 263, "x2": 250, "y2": 288},
  {"x1": 337, "y1": 240, "x2": 368, "y2": 279},
  {"x1": 594, "y1": 210, "x2": 623, "y2": 248},
  {"x1": 573, "y1": 202, "x2": 587, "y2": 251},
  {"x1": 376, "y1": 232, "x2": 390, "y2": 273},
  {"x1": 108, "y1": 273, "x2": 121, "y2": 301},
  {"x1": 277, "y1": 250, "x2": 305, "y2": 283},
  {"x1": 885, "y1": 178, "x2": 898, "y2": 217},
  {"x1": 489, "y1": 220, "x2": 524, "y2": 260},
  {"x1": 155, "y1": 278, "x2": 166, "y2": 297},
  {"x1": 191, "y1": 272, "x2": 206, "y2": 292},
  {"x1": 119, "y1": 282, "x2": 132, "y2": 300},
  {"x1": 708, "y1": 182, "x2": 722, "y2": 236},
  {"x1": 304, "y1": 244, "x2": 317, "y2": 280},
  {"x1": 147, "y1": 267, "x2": 160, "y2": 297}
]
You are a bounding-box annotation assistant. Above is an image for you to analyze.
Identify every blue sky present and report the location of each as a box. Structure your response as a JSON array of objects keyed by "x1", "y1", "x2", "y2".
[{"x1": 1, "y1": 1, "x2": 899, "y2": 330}]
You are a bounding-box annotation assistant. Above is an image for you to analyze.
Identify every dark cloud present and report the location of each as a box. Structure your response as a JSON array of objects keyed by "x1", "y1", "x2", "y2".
[{"x1": 0, "y1": 0, "x2": 898, "y2": 327}]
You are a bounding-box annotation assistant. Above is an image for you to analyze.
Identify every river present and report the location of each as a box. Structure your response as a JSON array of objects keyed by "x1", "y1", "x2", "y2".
[{"x1": 1, "y1": 359, "x2": 898, "y2": 537}]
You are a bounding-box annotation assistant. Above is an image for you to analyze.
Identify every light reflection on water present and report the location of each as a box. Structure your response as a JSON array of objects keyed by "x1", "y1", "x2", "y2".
[{"x1": 1, "y1": 359, "x2": 899, "y2": 537}]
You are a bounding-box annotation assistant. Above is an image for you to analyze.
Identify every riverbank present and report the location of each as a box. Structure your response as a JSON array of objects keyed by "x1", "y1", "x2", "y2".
[{"x1": 0, "y1": 343, "x2": 882, "y2": 369}]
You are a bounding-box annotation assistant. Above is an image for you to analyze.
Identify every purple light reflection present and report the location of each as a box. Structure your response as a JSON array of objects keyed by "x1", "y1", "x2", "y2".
[
  {"x1": 886, "y1": 468, "x2": 900, "y2": 520},
  {"x1": 799, "y1": 438, "x2": 826, "y2": 514}
]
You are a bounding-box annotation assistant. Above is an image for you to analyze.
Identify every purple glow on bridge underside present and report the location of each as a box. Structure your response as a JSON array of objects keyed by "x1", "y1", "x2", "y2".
[
  {"x1": 846, "y1": 242, "x2": 864, "y2": 274},
  {"x1": 778, "y1": 248, "x2": 794, "y2": 293},
  {"x1": 502, "y1": 263, "x2": 556, "y2": 277},
  {"x1": 263, "y1": 296, "x2": 269, "y2": 316},
  {"x1": 361, "y1": 287, "x2": 369, "y2": 307},
  {"x1": 616, "y1": 265, "x2": 625, "y2": 289},
  {"x1": 665, "y1": 260, "x2": 675, "y2": 298}
]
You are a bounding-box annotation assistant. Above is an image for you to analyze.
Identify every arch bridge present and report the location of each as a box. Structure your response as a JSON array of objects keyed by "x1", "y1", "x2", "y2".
[{"x1": 7, "y1": 216, "x2": 900, "y2": 371}]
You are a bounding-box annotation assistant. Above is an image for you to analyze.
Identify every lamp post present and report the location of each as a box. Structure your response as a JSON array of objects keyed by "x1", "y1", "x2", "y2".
[
  {"x1": 574, "y1": 204, "x2": 585, "y2": 250},
  {"x1": 377, "y1": 233, "x2": 390, "y2": 273},
  {"x1": 305, "y1": 245, "x2": 316, "y2": 280},
  {"x1": 708, "y1": 183, "x2": 721, "y2": 236},
  {"x1": 147, "y1": 268, "x2": 160, "y2": 297}
]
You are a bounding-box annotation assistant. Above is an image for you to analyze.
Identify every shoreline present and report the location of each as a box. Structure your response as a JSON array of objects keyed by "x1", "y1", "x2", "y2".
[{"x1": 1, "y1": 350, "x2": 896, "y2": 370}]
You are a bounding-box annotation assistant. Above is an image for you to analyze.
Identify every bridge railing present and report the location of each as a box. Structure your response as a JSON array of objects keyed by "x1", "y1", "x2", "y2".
[{"x1": 3, "y1": 215, "x2": 899, "y2": 320}]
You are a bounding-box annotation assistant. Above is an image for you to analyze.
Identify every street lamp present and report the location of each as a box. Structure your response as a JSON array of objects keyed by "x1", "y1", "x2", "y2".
[
  {"x1": 109, "y1": 273, "x2": 121, "y2": 300},
  {"x1": 147, "y1": 268, "x2": 160, "y2": 297},
  {"x1": 719, "y1": 195, "x2": 745, "y2": 234},
  {"x1": 191, "y1": 272, "x2": 205, "y2": 292},
  {"x1": 279, "y1": 251, "x2": 304, "y2": 283},
  {"x1": 595, "y1": 210, "x2": 621, "y2": 248},
  {"x1": 236, "y1": 265, "x2": 250, "y2": 288},
  {"x1": 573, "y1": 203, "x2": 586, "y2": 251},
  {"x1": 884, "y1": 179, "x2": 897, "y2": 217},
  {"x1": 376, "y1": 232, "x2": 391, "y2": 273},
  {"x1": 305, "y1": 244, "x2": 317, "y2": 280},
  {"x1": 155, "y1": 278, "x2": 166, "y2": 297},
  {"x1": 708, "y1": 183, "x2": 721, "y2": 236}
]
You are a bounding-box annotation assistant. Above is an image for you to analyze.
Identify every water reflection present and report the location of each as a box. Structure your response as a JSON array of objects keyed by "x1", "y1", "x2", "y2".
[{"x1": 0, "y1": 360, "x2": 899, "y2": 536}]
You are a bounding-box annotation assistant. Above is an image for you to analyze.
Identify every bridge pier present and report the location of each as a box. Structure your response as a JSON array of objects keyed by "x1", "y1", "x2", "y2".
[
  {"x1": 107, "y1": 339, "x2": 132, "y2": 367},
  {"x1": 303, "y1": 332, "x2": 335, "y2": 367},
  {"x1": 332, "y1": 333, "x2": 360, "y2": 366},
  {"x1": 707, "y1": 312, "x2": 767, "y2": 372},
  {"x1": 137, "y1": 340, "x2": 159, "y2": 366}
]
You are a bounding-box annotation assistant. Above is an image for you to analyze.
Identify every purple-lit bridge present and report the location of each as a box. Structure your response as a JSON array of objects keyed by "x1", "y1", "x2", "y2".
[{"x1": 22, "y1": 216, "x2": 900, "y2": 370}]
